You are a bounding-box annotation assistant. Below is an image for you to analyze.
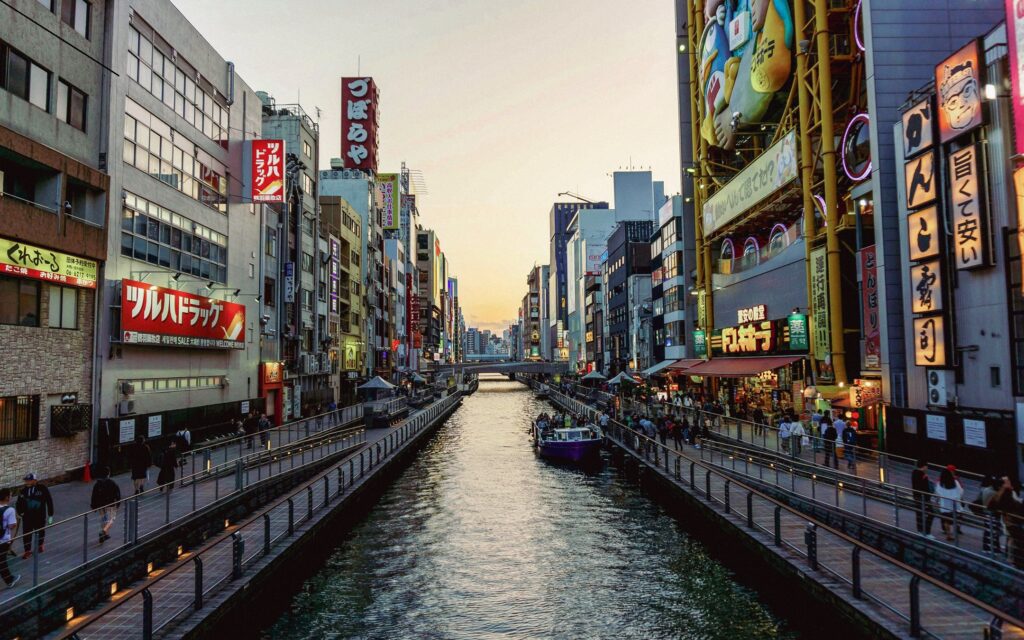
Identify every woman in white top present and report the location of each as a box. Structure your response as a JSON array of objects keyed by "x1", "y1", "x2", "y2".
[
  {"x1": 778, "y1": 420, "x2": 791, "y2": 452},
  {"x1": 934, "y1": 467, "x2": 964, "y2": 541}
]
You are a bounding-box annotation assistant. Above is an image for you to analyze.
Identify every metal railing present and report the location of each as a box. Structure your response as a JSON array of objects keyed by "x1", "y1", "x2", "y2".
[
  {"x1": 57, "y1": 392, "x2": 464, "y2": 640},
  {"x1": 363, "y1": 397, "x2": 408, "y2": 418},
  {"x1": 0, "y1": 421, "x2": 367, "y2": 611},
  {"x1": 546, "y1": 388, "x2": 1022, "y2": 639}
]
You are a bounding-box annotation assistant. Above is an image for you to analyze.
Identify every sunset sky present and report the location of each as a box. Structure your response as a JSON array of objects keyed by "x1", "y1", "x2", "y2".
[{"x1": 175, "y1": 0, "x2": 681, "y2": 333}]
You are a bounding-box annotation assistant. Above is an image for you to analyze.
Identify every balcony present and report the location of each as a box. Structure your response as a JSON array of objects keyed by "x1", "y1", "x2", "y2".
[{"x1": 714, "y1": 224, "x2": 801, "y2": 277}]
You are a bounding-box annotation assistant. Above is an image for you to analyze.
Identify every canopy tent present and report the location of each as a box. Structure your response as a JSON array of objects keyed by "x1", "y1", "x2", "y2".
[
  {"x1": 409, "y1": 373, "x2": 428, "y2": 384},
  {"x1": 608, "y1": 371, "x2": 639, "y2": 386},
  {"x1": 667, "y1": 359, "x2": 706, "y2": 372},
  {"x1": 581, "y1": 370, "x2": 607, "y2": 381},
  {"x1": 357, "y1": 376, "x2": 396, "y2": 391}
]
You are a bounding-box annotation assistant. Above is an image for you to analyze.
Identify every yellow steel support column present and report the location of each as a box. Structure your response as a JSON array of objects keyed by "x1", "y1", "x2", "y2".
[
  {"x1": 813, "y1": 0, "x2": 848, "y2": 384},
  {"x1": 794, "y1": 0, "x2": 817, "y2": 377},
  {"x1": 689, "y1": 0, "x2": 714, "y2": 341}
]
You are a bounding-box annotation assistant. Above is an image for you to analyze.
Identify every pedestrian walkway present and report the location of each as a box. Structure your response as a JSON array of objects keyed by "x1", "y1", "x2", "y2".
[{"x1": 0, "y1": 403, "x2": 407, "y2": 609}]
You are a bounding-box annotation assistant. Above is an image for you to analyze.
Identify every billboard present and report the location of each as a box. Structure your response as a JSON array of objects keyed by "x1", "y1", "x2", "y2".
[
  {"x1": 340, "y1": 77, "x2": 379, "y2": 173},
  {"x1": 1009, "y1": 0, "x2": 1024, "y2": 157},
  {"x1": 377, "y1": 173, "x2": 400, "y2": 230},
  {"x1": 251, "y1": 140, "x2": 285, "y2": 203},
  {"x1": 859, "y1": 246, "x2": 880, "y2": 370},
  {"x1": 948, "y1": 144, "x2": 989, "y2": 270},
  {"x1": 936, "y1": 40, "x2": 983, "y2": 144},
  {"x1": 121, "y1": 279, "x2": 245, "y2": 349},
  {"x1": 0, "y1": 237, "x2": 97, "y2": 288},
  {"x1": 810, "y1": 246, "x2": 830, "y2": 361}
]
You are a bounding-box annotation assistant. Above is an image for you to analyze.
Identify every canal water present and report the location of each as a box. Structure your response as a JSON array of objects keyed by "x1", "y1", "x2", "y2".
[{"x1": 265, "y1": 379, "x2": 797, "y2": 639}]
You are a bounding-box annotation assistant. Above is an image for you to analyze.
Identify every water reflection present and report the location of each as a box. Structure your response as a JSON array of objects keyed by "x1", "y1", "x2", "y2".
[{"x1": 267, "y1": 378, "x2": 796, "y2": 639}]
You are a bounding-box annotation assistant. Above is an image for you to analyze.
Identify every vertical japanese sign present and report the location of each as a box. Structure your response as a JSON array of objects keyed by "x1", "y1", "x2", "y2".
[
  {"x1": 283, "y1": 262, "x2": 295, "y2": 303},
  {"x1": 910, "y1": 260, "x2": 944, "y2": 314},
  {"x1": 1015, "y1": 167, "x2": 1024, "y2": 293},
  {"x1": 901, "y1": 97, "x2": 935, "y2": 159},
  {"x1": 913, "y1": 316, "x2": 947, "y2": 367},
  {"x1": 948, "y1": 144, "x2": 988, "y2": 270},
  {"x1": 693, "y1": 330, "x2": 707, "y2": 358},
  {"x1": 787, "y1": 313, "x2": 809, "y2": 352},
  {"x1": 376, "y1": 173, "x2": 400, "y2": 230},
  {"x1": 810, "y1": 246, "x2": 830, "y2": 362},
  {"x1": 936, "y1": 40, "x2": 984, "y2": 144},
  {"x1": 859, "y1": 246, "x2": 880, "y2": 369},
  {"x1": 120, "y1": 279, "x2": 245, "y2": 349},
  {"x1": 406, "y1": 271, "x2": 414, "y2": 366},
  {"x1": 329, "y1": 237, "x2": 340, "y2": 315},
  {"x1": 1007, "y1": 0, "x2": 1024, "y2": 157},
  {"x1": 907, "y1": 207, "x2": 940, "y2": 262},
  {"x1": 251, "y1": 140, "x2": 285, "y2": 203},
  {"x1": 340, "y1": 77, "x2": 379, "y2": 173}
]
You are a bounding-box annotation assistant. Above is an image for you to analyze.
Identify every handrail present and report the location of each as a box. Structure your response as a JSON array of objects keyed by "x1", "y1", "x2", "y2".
[
  {"x1": 545, "y1": 388, "x2": 1024, "y2": 636},
  {"x1": 56, "y1": 392, "x2": 464, "y2": 639}
]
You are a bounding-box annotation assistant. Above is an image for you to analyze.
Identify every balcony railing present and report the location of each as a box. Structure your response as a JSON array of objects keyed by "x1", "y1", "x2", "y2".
[{"x1": 715, "y1": 224, "x2": 801, "y2": 276}]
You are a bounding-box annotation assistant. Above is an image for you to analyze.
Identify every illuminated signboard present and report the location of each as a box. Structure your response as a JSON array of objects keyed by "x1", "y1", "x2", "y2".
[
  {"x1": 913, "y1": 315, "x2": 947, "y2": 367},
  {"x1": 251, "y1": 139, "x2": 285, "y2": 203},
  {"x1": 860, "y1": 247, "x2": 880, "y2": 370},
  {"x1": 0, "y1": 237, "x2": 97, "y2": 288},
  {"x1": 340, "y1": 77, "x2": 379, "y2": 173},
  {"x1": 377, "y1": 173, "x2": 400, "y2": 231},
  {"x1": 810, "y1": 246, "x2": 830, "y2": 360},
  {"x1": 1008, "y1": 0, "x2": 1024, "y2": 157},
  {"x1": 936, "y1": 40, "x2": 984, "y2": 143},
  {"x1": 910, "y1": 260, "x2": 944, "y2": 314},
  {"x1": 720, "y1": 321, "x2": 775, "y2": 355},
  {"x1": 948, "y1": 144, "x2": 988, "y2": 270},
  {"x1": 737, "y1": 304, "x2": 767, "y2": 325},
  {"x1": 120, "y1": 279, "x2": 245, "y2": 349},
  {"x1": 907, "y1": 206, "x2": 940, "y2": 262},
  {"x1": 904, "y1": 152, "x2": 937, "y2": 210},
  {"x1": 901, "y1": 96, "x2": 935, "y2": 158}
]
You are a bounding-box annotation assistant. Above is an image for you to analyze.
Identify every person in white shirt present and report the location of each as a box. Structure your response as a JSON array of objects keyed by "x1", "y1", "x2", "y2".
[
  {"x1": 778, "y1": 419, "x2": 792, "y2": 452},
  {"x1": 789, "y1": 417, "x2": 806, "y2": 456},
  {"x1": 0, "y1": 489, "x2": 20, "y2": 588},
  {"x1": 935, "y1": 467, "x2": 964, "y2": 541}
]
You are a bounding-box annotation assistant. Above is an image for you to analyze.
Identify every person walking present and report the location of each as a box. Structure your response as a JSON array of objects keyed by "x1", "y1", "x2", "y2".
[
  {"x1": 911, "y1": 459, "x2": 936, "y2": 538},
  {"x1": 129, "y1": 435, "x2": 152, "y2": 495},
  {"x1": 243, "y1": 411, "x2": 258, "y2": 449},
  {"x1": 976, "y1": 476, "x2": 1002, "y2": 554},
  {"x1": 0, "y1": 489, "x2": 20, "y2": 589},
  {"x1": 671, "y1": 418, "x2": 683, "y2": 450},
  {"x1": 15, "y1": 473, "x2": 53, "y2": 559},
  {"x1": 258, "y1": 412, "x2": 272, "y2": 447},
  {"x1": 822, "y1": 418, "x2": 839, "y2": 469},
  {"x1": 90, "y1": 466, "x2": 121, "y2": 544},
  {"x1": 157, "y1": 441, "x2": 179, "y2": 493},
  {"x1": 934, "y1": 467, "x2": 964, "y2": 541},
  {"x1": 752, "y1": 406, "x2": 766, "y2": 438},
  {"x1": 778, "y1": 418, "x2": 792, "y2": 453},
  {"x1": 842, "y1": 423, "x2": 858, "y2": 470},
  {"x1": 789, "y1": 415, "x2": 806, "y2": 456}
]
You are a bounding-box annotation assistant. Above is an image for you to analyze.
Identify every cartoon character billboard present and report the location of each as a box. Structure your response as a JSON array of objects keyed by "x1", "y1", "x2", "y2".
[{"x1": 698, "y1": 0, "x2": 794, "y2": 150}]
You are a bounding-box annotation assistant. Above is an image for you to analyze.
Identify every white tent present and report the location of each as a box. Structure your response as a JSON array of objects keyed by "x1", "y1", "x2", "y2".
[{"x1": 357, "y1": 376, "x2": 396, "y2": 391}]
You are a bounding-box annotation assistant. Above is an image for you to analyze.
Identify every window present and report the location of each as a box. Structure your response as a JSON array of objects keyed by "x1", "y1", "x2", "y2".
[
  {"x1": 61, "y1": 0, "x2": 90, "y2": 38},
  {"x1": 28, "y1": 58, "x2": 49, "y2": 109},
  {"x1": 48, "y1": 285, "x2": 77, "y2": 329},
  {"x1": 263, "y1": 277, "x2": 276, "y2": 307},
  {"x1": 0, "y1": 276, "x2": 40, "y2": 326},
  {"x1": 123, "y1": 376, "x2": 222, "y2": 393},
  {"x1": 302, "y1": 173, "x2": 314, "y2": 195},
  {"x1": 1, "y1": 44, "x2": 50, "y2": 111},
  {"x1": 56, "y1": 79, "x2": 87, "y2": 131},
  {"x1": 37, "y1": 0, "x2": 53, "y2": 10},
  {"x1": 265, "y1": 227, "x2": 277, "y2": 257},
  {"x1": 0, "y1": 395, "x2": 40, "y2": 445},
  {"x1": 302, "y1": 252, "x2": 314, "y2": 273},
  {"x1": 303, "y1": 140, "x2": 312, "y2": 159}
]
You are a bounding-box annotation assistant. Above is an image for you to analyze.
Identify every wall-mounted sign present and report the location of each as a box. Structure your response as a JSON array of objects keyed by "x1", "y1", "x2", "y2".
[
  {"x1": 902, "y1": 96, "x2": 935, "y2": 158},
  {"x1": 0, "y1": 237, "x2": 97, "y2": 288},
  {"x1": 810, "y1": 246, "x2": 830, "y2": 360},
  {"x1": 120, "y1": 279, "x2": 245, "y2": 349},
  {"x1": 1015, "y1": 168, "x2": 1024, "y2": 293},
  {"x1": 119, "y1": 418, "x2": 135, "y2": 444},
  {"x1": 1008, "y1": 0, "x2": 1024, "y2": 157},
  {"x1": 251, "y1": 139, "x2": 285, "y2": 203},
  {"x1": 693, "y1": 330, "x2": 707, "y2": 358},
  {"x1": 907, "y1": 206, "x2": 941, "y2": 262},
  {"x1": 720, "y1": 320, "x2": 775, "y2": 355},
  {"x1": 904, "y1": 152, "x2": 937, "y2": 210},
  {"x1": 263, "y1": 361, "x2": 282, "y2": 384},
  {"x1": 859, "y1": 246, "x2": 881, "y2": 369},
  {"x1": 737, "y1": 304, "x2": 767, "y2": 325},
  {"x1": 910, "y1": 260, "x2": 944, "y2": 314},
  {"x1": 926, "y1": 414, "x2": 948, "y2": 441},
  {"x1": 963, "y1": 418, "x2": 987, "y2": 448},
  {"x1": 787, "y1": 313, "x2": 809, "y2": 352},
  {"x1": 948, "y1": 144, "x2": 988, "y2": 270},
  {"x1": 702, "y1": 130, "x2": 798, "y2": 237},
  {"x1": 376, "y1": 173, "x2": 400, "y2": 230},
  {"x1": 936, "y1": 39, "x2": 984, "y2": 144},
  {"x1": 147, "y1": 415, "x2": 162, "y2": 438},
  {"x1": 283, "y1": 262, "x2": 295, "y2": 303},
  {"x1": 913, "y1": 315, "x2": 947, "y2": 367},
  {"x1": 340, "y1": 77, "x2": 379, "y2": 173}
]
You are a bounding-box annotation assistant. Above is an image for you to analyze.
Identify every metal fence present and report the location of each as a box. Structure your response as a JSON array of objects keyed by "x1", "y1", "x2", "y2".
[
  {"x1": 0, "y1": 413, "x2": 366, "y2": 611},
  {"x1": 57, "y1": 392, "x2": 463, "y2": 640},
  {"x1": 546, "y1": 389, "x2": 1022, "y2": 639}
]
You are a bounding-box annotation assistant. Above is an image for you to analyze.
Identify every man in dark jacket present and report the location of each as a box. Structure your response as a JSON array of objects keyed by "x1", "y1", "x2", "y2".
[
  {"x1": 822, "y1": 420, "x2": 839, "y2": 469},
  {"x1": 15, "y1": 473, "x2": 53, "y2": 558},
  {"x1": 129, "y1": 436, "x2": 152, "y2": 495},
  {"x1": 911, "y1": 459, "x2": 936, "y2": 537},
  {"x1": 90, "y1": 466, "x2": 121, "y2": 543}
]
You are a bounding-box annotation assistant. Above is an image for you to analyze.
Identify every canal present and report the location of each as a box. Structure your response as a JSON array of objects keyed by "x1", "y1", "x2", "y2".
[{"x1": 264, "y1": 379, "x2": 798, "y2": 639}]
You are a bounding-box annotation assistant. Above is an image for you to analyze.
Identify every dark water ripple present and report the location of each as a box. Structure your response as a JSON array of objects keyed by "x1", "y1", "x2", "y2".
[{"x1": 266, "y1": 379, "x2": 796, "y2": 640}]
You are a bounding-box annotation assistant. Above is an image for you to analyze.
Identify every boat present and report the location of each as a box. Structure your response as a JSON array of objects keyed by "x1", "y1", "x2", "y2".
[
  {"x1": 535, "y1": 383, "x2": 549, "y2": 399},
  {"x1": 534, "y1": 422, "x2": 603, "y2": 462}
]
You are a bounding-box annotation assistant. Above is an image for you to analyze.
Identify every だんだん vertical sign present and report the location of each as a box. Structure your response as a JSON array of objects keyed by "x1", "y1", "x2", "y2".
[
  {"x1": 251, "y1": 140, "x2": 284, "y2": 203},
  {"x1": 341, "y1": 77, "x2": 379, "y2": 174}
]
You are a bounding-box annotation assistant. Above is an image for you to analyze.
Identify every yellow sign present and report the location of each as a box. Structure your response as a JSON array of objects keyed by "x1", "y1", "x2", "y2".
[
  {"x1": 720, "y1": 321, "x2": 775, "y2": 354},
  {"x1": 913, "y1": 315, "x2": 947, "y2": 367},
  {"x1": 0, "y1": 237, "x2": 97, "y2": 288},
  {"x1": 1015, "y1": 167, "x2": 1024, "y2": 293}
]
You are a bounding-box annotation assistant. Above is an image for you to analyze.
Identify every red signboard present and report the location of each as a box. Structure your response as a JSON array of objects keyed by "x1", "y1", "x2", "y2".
[
  {"x1": 120, "y1": 279, "x2": 246, "y2": 349},
  {"x1": 1008, "y1": 0, "x2": 1024, "y2": 157},
  {"x1": 340, "y1": 77, "x2": 379, "y2": 173},
  {"x1": 859, "y1": 246, "x2": 881, "y2": 369},
  {"x1": 251, "y1": 140, "x2": 285, "y2": 203}
]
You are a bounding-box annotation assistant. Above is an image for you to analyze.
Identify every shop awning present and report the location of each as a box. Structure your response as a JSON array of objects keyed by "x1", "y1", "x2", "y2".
[
  {"x1": 667, "y1": 359, "x2": 705, "y2": 372},
  {"x1": 684, "y1": 356, "x2": 805, "y2": 378},
  {"x1": 641, "y1": 360, "x2": 674, "y2": 377}
]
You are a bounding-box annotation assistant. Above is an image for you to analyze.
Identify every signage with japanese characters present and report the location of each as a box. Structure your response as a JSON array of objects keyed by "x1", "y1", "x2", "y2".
[
  {"x1": 693, "y1": 330, "x2": 707, "y2": 358},
  {"x1": 737, "y1": 304, "x2": 766, "y2": 325},
  {"x1": 926, "y1": 413, "x2": 948, "y2": 441},
  {"x1": 810, "y1": 246, "x2": 830, "y2": 360},
  {"x1": 120, "y1": 279, "x2": 246, "y2": 349},
  {"x1": 0, "y1": 237, "x2": 97, "y2": 288},
  {"x1": 787, "y1": 313, "x2": 809, "y2": 352},
  {"x1": 948, "y1": 144, "x2": 988, "y2": 270},
  {"x1": 904, "y1": 152, "x2": 937, "y2": 210},
  {"x1": 251, "y1": 139, "x2": 285, "y2": 203},
  {"x1": 907, "y1": 207, "x2": 940, "y2": 262},
  {"x1": 901, "y1": 96, "x2": 935, "y2": 158},
  {"x1": 376, "y1": 173, "x2": 400, "y2": 230},
  {"x1": 913, "y1": 315, "x2": 947, "y2": 367},
  {"x1": 720, "y1": 321, "x2": 775, "y2": 355},
  {"x1": 1008, "y1": 0, "x2": 1024, "y2": 157},
  {"x1": 340, "y1": 77, "x2": 379, "y2": 173},
  {"x1": 859, "y1": 246, "x2": 881, "y2": 369},
  {"x1": 910, "y1": 260, "x2": 944, "y2": 314},
  {"x1": 262, "y1": 361, "x2": 282, "y2": 384},
  {"x1": 329, "y1": 237, "x2": 340, "y2": 315},
  {"x1": 936, "y1": 40, "x2": 984, "y2": 143},
  {"x1": 283, "y1": 262, "x2": 295, "y2": 303},
  {"x1": 963, "y1": 418, "x2": 987, "y2": 448},
  {"x1": 1015, "y1": 168, "x2": 1024, "y2": 293}
]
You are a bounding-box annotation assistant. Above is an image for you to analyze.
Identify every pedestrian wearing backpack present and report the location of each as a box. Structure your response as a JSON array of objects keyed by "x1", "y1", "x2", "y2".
[
  {"x1": 90, "y1": 466, "x2": 122, "y2": 544},
  {"x1": 15, "y1": 473, "x2": 53, "y2": 559},
  {"x1": 0, "y1": 488, "x2": 20, "y2": 588},
  {"x1": 822, "y1": 419, "x2": 839, "y2": 469},
  {"x1": 842, "y1": 424, "x2": 858, "y2": 470}
]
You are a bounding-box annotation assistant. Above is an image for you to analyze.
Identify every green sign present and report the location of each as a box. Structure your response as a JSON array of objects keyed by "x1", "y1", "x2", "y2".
[
  {"x1": 787, "y1": 313, "x2": 809, "y2": 351},
  {"x1": 693, "y1": 330, "x2": 707, "y2": 358}
]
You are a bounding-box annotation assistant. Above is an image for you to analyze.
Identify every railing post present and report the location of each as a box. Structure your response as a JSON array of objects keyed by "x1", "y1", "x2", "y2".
[
  {"x1": 350, "y1": 459, "x2": 355, "y2": 485},
  {"x1": 746, "y1": 492, "x2": 754, "y2": 529},
  {"x1": 235, "y1": 459, "x2": 244, "y2": 492},
  {"x1": 705, "y1": 470, "x2": 711, "y2": 499},
  {"x1": 337, "y1": 467, "x2": 343, "y2": 496},
  {"x1": 852, "y1": 547, "x2": 862, "y2": 599},
  {"x1": 324, "y1": 476, "x2": 330, "y2": 504},
  {"x1": 307, "y1": 486, "x2": 313, "y2": 521},
  {"x1": 31, "y1": 532, "x2": 39, "y2": 586},
  {"x1": 804, "y1": 523, "x2": 818, "y2": 570},
  {"x1": 142, "y1": 588, "x2": 153, "y2": 640},
  {"x1": 909, "y1": 575, "x2": 921, "y2": 637},
  {"x1": 82, "y1": 513, "x2": 89, "y2": 565},
  {"x1": 287, "y1": 498, "x2": 294, "y2": 536},
  {"x1": 360, "y1": 452, "x2": 365, "y2": 477},
  {"x1": 894, "y1": 486, "x2": 900, "y2": 528},
  {"x1": 194, "y1": 556, "x2": 204, "y2": 610},
  {"x1": 724, "y1": 480, "x2": 731, "y2": 514},
  {"x1": 231, "y1": 532, "x2": 243, "y2": 580},
  {"x1": 774, "y1": 506, "x2": 782, "y2": 546},
  {"x1": 263, "y1": 513, "x2": 271, "y2": 555},
  {"x1": 690, "y1": 461, "x2": 695, "y2": 488}
]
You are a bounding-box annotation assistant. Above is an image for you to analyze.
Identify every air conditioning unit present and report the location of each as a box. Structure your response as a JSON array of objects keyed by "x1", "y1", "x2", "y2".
[
  {"x1": 926, "y1": 370, "x2": 953, "y2": 407},
  {"x1": 118, "y1": 400, "x2": 135, "y2": 416},
  {"x1": 120, "y1": 381, "x2": 135, "y2": 396}
]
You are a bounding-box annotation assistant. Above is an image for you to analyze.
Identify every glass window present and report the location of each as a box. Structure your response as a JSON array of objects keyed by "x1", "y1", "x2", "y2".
[
  {"x1": 0, "y1": 395, "x2": 40, "y2": 446},
  {"x1": 6, "y1": 49, "x2": 29, "y2": 100},
  {"x1": 0, "y1": 276, "x2": 40, "y2": 326},
  {"x1": 56, "y1": 79, "x2": 87, "y2": 131},
  {"x1": 37, "y1": 0, "x2": 53, "y2": 10},
  {"x1": 29, "y1": 62, "x2": 49, "y2": 109},
  {"x1": 48, "y1": 285, "x2": 77, "y2": 329},
  {"x1": 121, "y1": 232, "x2": 133, "y2": 256}
]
